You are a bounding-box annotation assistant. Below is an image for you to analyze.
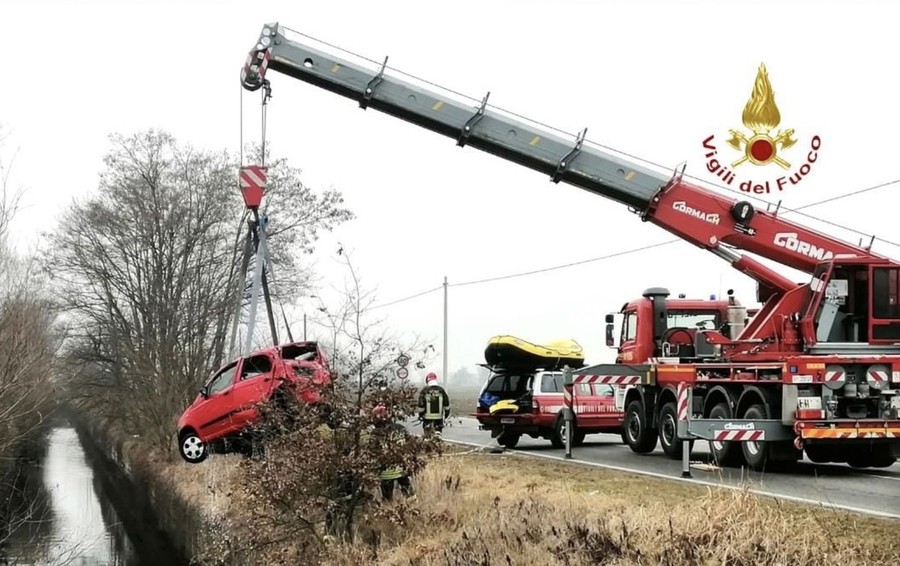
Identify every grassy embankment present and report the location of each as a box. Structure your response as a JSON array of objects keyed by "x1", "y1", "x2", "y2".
[{"x1": 150, "y1": 439, "x2": 899, "y2": 565}]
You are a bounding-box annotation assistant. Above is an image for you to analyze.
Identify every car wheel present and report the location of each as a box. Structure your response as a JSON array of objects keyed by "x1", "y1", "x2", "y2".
[
  {"x1": 497, "y1": 431, "x2": 520, "y2": 449},
  {"x1": 179, "y1": 430, "x2": 208, "y2": 464}
]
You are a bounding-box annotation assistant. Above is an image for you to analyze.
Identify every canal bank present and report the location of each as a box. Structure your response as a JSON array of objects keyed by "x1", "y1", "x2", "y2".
[
  {"x1": 68, "y1": 414, "x2": 217, "y2": 565},
  {"x1": 2, "y1": 420, "x2": 190, "y2": 566}
]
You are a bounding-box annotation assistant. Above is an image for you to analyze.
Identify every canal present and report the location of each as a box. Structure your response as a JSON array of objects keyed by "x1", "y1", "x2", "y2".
[{"x1": 3, "y1": 426, "x2": 186, "y2": 566}]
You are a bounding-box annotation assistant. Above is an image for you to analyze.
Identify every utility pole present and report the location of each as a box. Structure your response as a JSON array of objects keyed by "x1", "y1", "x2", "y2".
[
  {"x1": 443, "y1": 276, "x2": 448, "y2": 384},
  {"x1": 303, "y1": 313, "x2": 307, "y2": 341}
]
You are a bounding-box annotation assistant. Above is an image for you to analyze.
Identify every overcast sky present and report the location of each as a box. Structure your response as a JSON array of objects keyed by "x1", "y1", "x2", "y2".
[{"x1": 3, "y1": 0, "x2": 900, "y2": 383}]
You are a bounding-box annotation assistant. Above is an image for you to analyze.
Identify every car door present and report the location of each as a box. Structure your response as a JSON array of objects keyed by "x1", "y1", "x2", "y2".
[
  {"x1": 225, "y1": 353, "x2": 276, "y2": 433},
  {"x1": 195, "y1": 361, "x2": 241, "y2": 439}
]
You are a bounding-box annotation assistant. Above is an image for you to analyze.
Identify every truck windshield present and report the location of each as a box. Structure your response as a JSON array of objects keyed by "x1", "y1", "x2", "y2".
[{"x1": 668, "y1": 310, "x2": 720, "y2": 330}]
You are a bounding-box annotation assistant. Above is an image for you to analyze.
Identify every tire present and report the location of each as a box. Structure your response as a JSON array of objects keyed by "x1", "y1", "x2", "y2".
[
  {"x1": 740, "y1": 404, "x2": 769, "y2": 471},
  {"x1": 178, "y1": 430, "x2": 208, "y2": 464},
  {"x1": 550, "y1": 416, "x2": 566, "y2": 448},
  {"x1": 623, "y1": 400, "x2": 658, "y2": 454},
  {"x1": 573, "y1": 431, "x2": 587, "y2": 446},
  {"x1": 848, "y1": 445, "x2": 896, "y2": 469},
  {"x1": 498, "y1": 432, "x2": 520, "y2": 449},
  {"x1": 708, "y1": 402, "x2": 742, "y2": 467},
  {"x1": 658, "y1": 402, "x2": 692, "y2": 460}
]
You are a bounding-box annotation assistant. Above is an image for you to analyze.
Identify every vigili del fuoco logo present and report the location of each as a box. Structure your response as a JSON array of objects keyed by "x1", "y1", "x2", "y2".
[{"x1": 701, "y1": 63, "x2": 821, "y2": 194}]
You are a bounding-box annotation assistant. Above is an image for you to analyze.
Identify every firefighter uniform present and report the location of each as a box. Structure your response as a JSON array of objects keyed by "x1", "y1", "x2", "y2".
[{"x1": 418, "y1": 372, "x2": 451, "y2": 434}]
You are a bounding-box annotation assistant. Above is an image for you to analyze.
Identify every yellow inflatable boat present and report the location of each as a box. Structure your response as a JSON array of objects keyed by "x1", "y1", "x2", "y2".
[{"x1": 483, "y1": 335, "x2": 585, "y2": 370}]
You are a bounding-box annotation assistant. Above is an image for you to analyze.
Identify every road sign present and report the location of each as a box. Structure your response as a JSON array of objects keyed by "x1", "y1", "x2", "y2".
[
  {"x1": 396, "y1": 367, "x2": 409, "y2": 379},
  {"x1": 396, "y1": 354, "x2": 410, "y2": 367}
]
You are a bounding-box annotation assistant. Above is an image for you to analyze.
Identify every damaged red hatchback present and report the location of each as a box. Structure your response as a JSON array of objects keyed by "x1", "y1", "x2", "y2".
[{"x1": 176, "y1": 341, "x2": 331, "y2": 463}]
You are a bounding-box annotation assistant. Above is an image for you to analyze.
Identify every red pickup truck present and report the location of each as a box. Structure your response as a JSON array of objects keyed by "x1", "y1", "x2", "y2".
[{"x1": 176, "y1": 341, "x2": 331, "y2": 463}]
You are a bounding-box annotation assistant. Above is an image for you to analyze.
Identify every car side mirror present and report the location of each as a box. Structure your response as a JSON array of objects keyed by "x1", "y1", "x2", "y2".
[{"x1": 200, "y1": 386, "x2": 209, "y2": 398}]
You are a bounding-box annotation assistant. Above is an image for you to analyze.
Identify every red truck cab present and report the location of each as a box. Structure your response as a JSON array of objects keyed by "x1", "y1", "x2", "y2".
[
  {"x1": 176, "y1": 341, "x2": 331, "y2": 463},
  {"x1": 607, "y1": 289, "x2": 759, "y2": 363}
]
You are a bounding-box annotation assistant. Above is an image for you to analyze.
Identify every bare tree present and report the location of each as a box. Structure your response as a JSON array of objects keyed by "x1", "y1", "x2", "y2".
[
  {"x1": 43, "y1": 130, "x2": 353, "y2": 449},
  {"x1": 211, "y1": 250, "x2": 442, "y2": 565},
  {"x1": 0, "y1": 124, "x2": 61, "y2": 565}
]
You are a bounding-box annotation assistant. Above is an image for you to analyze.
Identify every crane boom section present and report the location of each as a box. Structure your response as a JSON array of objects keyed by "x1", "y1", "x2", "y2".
[
  {"x1": 241, "y1": 23, "x2": 893, "y2": 279},
  {"x1": 647, "y1": 178, "x2": 890, "y2": 274},
  {"x1": 242, "y1": 24, "x2": 670, "y2": 211}
]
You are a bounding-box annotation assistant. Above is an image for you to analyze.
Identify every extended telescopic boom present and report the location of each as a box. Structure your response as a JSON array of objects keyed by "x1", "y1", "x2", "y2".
[{"x1": 240, "y1": 23, "x2": 890, "y2": 295}]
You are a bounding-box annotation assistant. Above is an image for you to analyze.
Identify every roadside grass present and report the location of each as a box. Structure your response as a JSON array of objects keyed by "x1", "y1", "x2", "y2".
[
  {"x1": 104, "y1": 418, "x2": 900, "y2": 565},
  {"x1": 325, "y1": 447, "x2": 900, "y2": 566}
]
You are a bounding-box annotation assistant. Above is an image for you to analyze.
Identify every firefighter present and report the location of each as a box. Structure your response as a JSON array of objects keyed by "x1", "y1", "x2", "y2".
[
  {"x1": 371, "y1": 404, "x2": 414, "y2": 501},
  {"x1": 417, "y1": 371, "x2": 451, "y2": 435}
]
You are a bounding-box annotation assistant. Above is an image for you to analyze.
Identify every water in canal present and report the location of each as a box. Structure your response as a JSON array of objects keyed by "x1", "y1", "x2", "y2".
[{"x1": 3, "y1": 426, "x2": 184, "y2": 566}]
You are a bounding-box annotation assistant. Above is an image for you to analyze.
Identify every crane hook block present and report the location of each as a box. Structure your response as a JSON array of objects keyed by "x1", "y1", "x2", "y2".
[
  {"x1": 457, "y1": 91, "x2": 490, "y2": 147},
  {"x1": 240, "y1": 165, "x2": 268, "y2": 209},
  {"x1": 551, "y1": 128, "x2": 588, "y2": 183}
]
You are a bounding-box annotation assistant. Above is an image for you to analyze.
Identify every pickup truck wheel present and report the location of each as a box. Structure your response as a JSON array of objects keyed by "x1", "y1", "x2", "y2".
[
  {"x1": 658, "y1": 402, "x2": 692, "y2": 459},
  {"x1": 178, "y1": 430, "x2": 208, "y2": 464},
  {"x1": 497, "y1": 432, "x2": 520, "y2": 449},
  {"x1": 623, "y1": 400, "x2": 658, "y2": 454},
  {"x1": 708, "y1": 403, "x2": 742, "y2": 467},
  {"x1": 551, "y1": 417, "x2": 567, "y2": 448}
]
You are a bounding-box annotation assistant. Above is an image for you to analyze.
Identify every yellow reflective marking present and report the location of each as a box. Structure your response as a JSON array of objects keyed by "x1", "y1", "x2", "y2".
[
  {"x1": 432, "y1": 101, "x2": 444, "y2": 111},
  {"x1": 530, "y1": 136, "x2": 540, "y2": 145},
  {"x1": 331, "y1": 64, "x2": 341, "y2": 73},
  {"x1": 625, "y1": 171, "x2": 636, "y2": 181}
]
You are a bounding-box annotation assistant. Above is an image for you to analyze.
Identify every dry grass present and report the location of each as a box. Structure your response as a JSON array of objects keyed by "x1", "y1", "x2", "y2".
[
  {"x1": 97, "y1": 422, "x2": 900, "y2": 566},
  {"x1": 325, "y1": 449, "x2": 900, "y2": 566}
]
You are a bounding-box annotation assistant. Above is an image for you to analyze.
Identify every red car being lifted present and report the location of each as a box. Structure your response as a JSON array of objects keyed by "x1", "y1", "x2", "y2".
[{"x1": 176, "y1": 341, "x2": 331, "y2": 463}]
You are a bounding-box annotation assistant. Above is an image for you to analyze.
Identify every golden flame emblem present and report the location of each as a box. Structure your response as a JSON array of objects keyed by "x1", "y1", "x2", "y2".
[{"x1": 726, "y1": 63, "x2": 797, "y2": 169}]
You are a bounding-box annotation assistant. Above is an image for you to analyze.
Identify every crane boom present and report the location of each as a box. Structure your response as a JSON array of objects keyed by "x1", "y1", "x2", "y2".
[{"x1": 240, "y1": 23, "x2": 891, "y2": 288}]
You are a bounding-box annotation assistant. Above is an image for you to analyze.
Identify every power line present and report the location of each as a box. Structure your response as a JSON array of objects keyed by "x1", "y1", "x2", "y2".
[
  {"x1": 368, "y1": 285, "x2": 443, "y2": 311},
  {"x1": 364, "y1": 174, "x2": 900, "y2": 310},
  {"x1": 450, "y1": 241, "x2": 678, "y2": 288}
]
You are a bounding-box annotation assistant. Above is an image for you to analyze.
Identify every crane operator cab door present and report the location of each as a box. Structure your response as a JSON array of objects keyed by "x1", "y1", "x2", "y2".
[{"x1": 801, "y1": 260, "x2": 900, "y2": 346}]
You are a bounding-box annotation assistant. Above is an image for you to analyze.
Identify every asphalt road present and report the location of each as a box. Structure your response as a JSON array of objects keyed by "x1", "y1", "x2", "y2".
[{"x1": 428, "y1": 416, "x2": 900, "y2": 520}]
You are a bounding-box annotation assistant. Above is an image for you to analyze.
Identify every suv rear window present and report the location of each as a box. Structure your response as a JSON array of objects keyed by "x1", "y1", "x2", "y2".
[{"x1": 484, "y1": 373, "x2": 531, "y2": 395}]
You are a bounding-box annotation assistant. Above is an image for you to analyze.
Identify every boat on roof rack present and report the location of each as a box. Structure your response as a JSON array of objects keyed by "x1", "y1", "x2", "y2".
[{"x1": 483, "y1": 335, "x2": 586, "y2": 371}]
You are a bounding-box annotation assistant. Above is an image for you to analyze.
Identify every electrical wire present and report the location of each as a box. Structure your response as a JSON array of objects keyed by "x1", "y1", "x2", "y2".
[
  {"x1": 280, "y1": 26, "x2": 900, "y2": 249},
  {"x1": 364, "y1": 174, "x2": 900, "y2": 310}
]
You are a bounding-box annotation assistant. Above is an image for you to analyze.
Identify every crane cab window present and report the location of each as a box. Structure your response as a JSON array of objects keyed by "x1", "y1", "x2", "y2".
[{"x1": 871, "y1": 267, "x2": 900, "y2": 341}]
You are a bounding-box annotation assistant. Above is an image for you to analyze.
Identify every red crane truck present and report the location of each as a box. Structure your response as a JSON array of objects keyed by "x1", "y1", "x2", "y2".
[{"x1": 239, "y1": 23, "x2": 900, "y2": 470}]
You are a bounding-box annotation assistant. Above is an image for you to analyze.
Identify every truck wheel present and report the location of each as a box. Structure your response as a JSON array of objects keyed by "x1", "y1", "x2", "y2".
[
  {"x1": 658, "y1": 402, "x2": 692, "y2": 459},
  {"x1": 623, "y1": 400, "x2": 658, "y2": 454},
  {"x1": 740, "y1": 404, "x2": 769, "y2": 471},
  {"x1": 497, "y1": 432, "x2": 520, "y2": 449},
  {"x1": 848, "y1": 445, "x2": 896, "y2": 469},
  {"x1": 708, "y1": 402, "x2": 742, "y2": 467}
]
